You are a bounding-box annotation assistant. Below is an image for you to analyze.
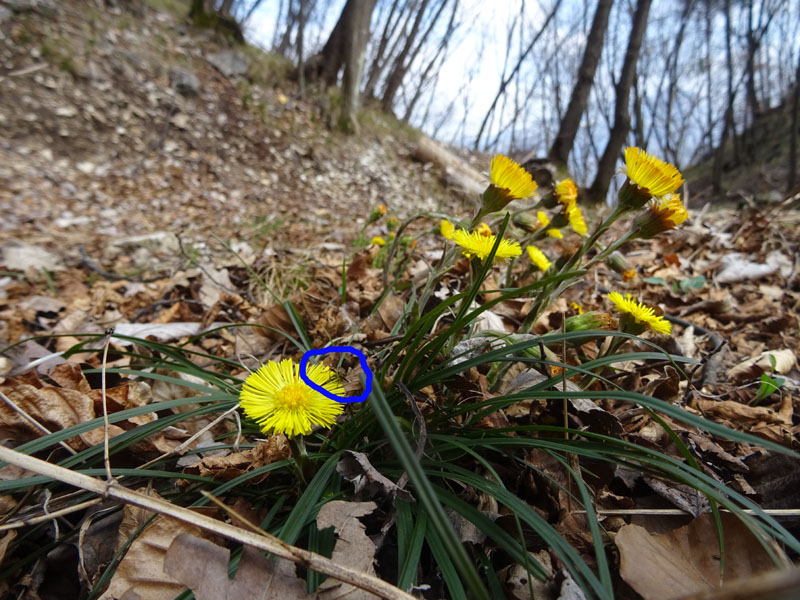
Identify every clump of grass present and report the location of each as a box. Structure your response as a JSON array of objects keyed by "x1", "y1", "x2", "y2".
[{"x1": 1, "y1": 150, "x2": 797, "y2": 599}]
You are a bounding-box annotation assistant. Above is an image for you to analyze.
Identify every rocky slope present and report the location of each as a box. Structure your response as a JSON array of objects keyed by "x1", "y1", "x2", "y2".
[{"x1": 0, "y1": 0, "x2": 462, "y2": 277}]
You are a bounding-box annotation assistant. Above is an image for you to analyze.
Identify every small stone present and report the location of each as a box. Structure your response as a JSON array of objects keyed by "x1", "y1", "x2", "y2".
[
  {"x1": 111, "y1": 231, "x2": 180, "y2": 254},
  {"x1": 55, "y1": 105, "x2": 77, "y2": 118},
  {"x1": 0, "y1": 241, "x2": 65, "y2": 271},
  {"x1": 170, "y1": 112, "x2": 189, "y2": 129},
  {"x1": 76, "y1": 161, "x2": 95, "y2": 174},
  {"x1": 169, "y1": 66, "x2": 199, "y2": 96},
  {"x1": 206, "y1": 50, "x2": 248, "y2": 77}
]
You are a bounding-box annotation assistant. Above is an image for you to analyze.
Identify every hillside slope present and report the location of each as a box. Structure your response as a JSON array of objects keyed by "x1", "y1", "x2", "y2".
[{"x1": 0, "y1": 0, "x2": 462, "y2": 270}]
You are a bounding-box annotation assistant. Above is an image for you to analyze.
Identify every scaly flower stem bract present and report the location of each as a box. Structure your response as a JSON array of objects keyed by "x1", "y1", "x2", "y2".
[{"x1": 288, "y1": 436, "x2": 313, "y2": 486}]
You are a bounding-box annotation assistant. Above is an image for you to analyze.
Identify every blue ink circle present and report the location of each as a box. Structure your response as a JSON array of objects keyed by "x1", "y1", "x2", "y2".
[{"x1": 299, "y1": 346, "x2": 372, "y2": 404}]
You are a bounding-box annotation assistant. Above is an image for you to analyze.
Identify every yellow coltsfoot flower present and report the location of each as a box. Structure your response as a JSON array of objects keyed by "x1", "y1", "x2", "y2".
[
  {"x1": 607, "y1": 291, "x2": 671, "y2": 335},
  {"x1": 453, "y1": 229, "x2": 522, "y2": 262},
  {"x1": 565, "y1": 202, "x2": 587, "y2": 236},
  {"x1": 619, "y1": 147, "x2": 683, "y2": 209},
  {"x1": 555, "y1": 179, "x2": 578, "y2": 207},
  {"x1": 535, "y1": 211, "x2": 563, "y2": 238},
  {"x1": 440, "y1": 219, "x2": 455, "y2": 240},
  {"x1": 632, "y1": 194, "x2": 689, "y2": 239},
  {"x1": 526, "y1": 245, "x2": 552, "y2": 271},
  {"x1": 480, "y1": 154, "x2": 538, "y2": 216},
  {"x1": 240, "y1": 359, "x2": 345, "y2": 437},
  {"x1": 370, "y1": 236, "x2": 386, "y2": 246}
]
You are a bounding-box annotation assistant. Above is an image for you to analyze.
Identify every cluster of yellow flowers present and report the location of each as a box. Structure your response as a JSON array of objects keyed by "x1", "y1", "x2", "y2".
[
  {"x1": 622, "y1": 147, "x2": 688, "y2": 238},
  {"x1": 240, "y1": 147, "x2": 686, "y2": 438},
  {"x1": 441, "y1": 155, "x2": 586, "y2": 269}
]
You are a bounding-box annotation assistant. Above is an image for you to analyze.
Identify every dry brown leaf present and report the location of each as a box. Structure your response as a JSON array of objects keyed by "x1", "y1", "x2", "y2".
[
  {"x1": 376, "y1": 293, "x2": 405, "y2": 331},
  {"x1": 729, "y1": 349, "x2": 797, "y2": 379},
  {"x1": 316, "y1": 501, "x2": 380, "y2": 600},
  {"x1": 182, "y1": 435, "x2": 289, "y2": 482},
  {"x1": 615, "y1": 513, "x2": 780, "y2": 599},
  {"x1": 47, "y1": 363, "x2": 92, "y2": 393},
  {"x1": 254, "y1": 302, "x2": 295, "y2": 342},
  {"x1": 101, "y1": 489, "x2": 217, "y2": 600},
  {"x1": 164, "y1": 533, "x2": 311, "y2": 600},
  {"x1": 0, "y1": 372, "x2": 98, "y2": 450},
  {"x1": 690, "y1": 397, "x2": 790, "y2": 426}
]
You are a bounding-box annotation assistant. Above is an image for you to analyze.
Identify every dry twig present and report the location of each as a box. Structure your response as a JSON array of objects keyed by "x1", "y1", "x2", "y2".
[{"x1": 0, "y1": 446, "x2": 415, "y2": 600}]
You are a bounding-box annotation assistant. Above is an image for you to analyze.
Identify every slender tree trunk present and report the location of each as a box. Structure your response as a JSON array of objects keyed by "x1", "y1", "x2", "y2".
[
  {"x1": 788, "y1": 50, "x2": 800, "y2": 193},
  {"x1": 473, "y1": 0, "x2": 562, "y2": 150},
  {"x1": 297, "y1": 0, "x2": 308, "y2": 96},
  {"x1": 703, "y1": 0, "x2": 714, "y2": 154},
  {"x1": 588, "y1": 0, "x2": 652, "y2": 203},
  {"x1": 363, "y1": 0, "x2": 405, "y2": 99},
  {"x1": 664, "y1": 0, "x2": 695, "y2": 165},
  {"x1": 713, "y1": 0, "x2": 736, "y2": 193},
  {"x1": 402, "y1": 0, "x2": 458, "y2": 122},
  {"x1": 219, "y1": 0, "x2": 234, "y2": 16},
  {"x1": 315, "y1": 0, "x2": 351, "y2": 85},
  {"x1": 380, "y1": 0, "x2": 431, "y2": 113},
  {"x1": 277, "y1": 0, "x2": 297, "y2": 55},
  {"x1": 548, "y1": 0, "x2": 613, "y2": 169},
  {"x1": 339, "y1": 0, "x2": 378, "y2": 132}
]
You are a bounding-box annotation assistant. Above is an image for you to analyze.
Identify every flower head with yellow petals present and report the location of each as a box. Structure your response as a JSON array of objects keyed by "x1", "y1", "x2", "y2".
[
  {"x1": 607, "y1": 292, "x2": 671, "y2": 335},
  {"x1": 240, "y1": 359, "x2": 344, "y2": 437},
  {"x1": 565, "y1": 202, "x2": 587, "y2": 236},
  {"x1": 440, "y1": 219, "x2": 455, "y2": 240},
  {"x1": 535, "y1": 211, "x2": 563, "y2": 238},
  {"x1": 632, "y1": 194, "x2": 689, "y2": 239},
  {"x1": 526, "y1": 245, "x2": 552, "y2": 271},
  {"x1": 453, "y1": 229, "x2": 521, "y2": 262},
  {"x1": 481, "y1": 154, "x2": 538, "y2": 216},
  {"x1": 620, "y1": 147, "x2": 683, "y2": 208},
  {"x1": 555, "y1": 179, "x2": 578, "y2": 207}
]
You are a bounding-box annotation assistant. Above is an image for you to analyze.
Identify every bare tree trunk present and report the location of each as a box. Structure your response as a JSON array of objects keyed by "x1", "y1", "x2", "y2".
[
  {"x1": 547, "y1": 0, "x2": 613, "y2": 169},
  {"x1": 663, "y1": 0, "x2": 695, "y2": 165},
  {"x1": 363, "y1": 0, "x2": 405, "y2": 99},
  {"x1": 713, "y1": 0, "x2": 736, "y2": 193},
  {"x1": 314, "y1": 1, "x2": 350, "y2": 85},
  {"x1": 473, "y1": 0, "x2": 562, "y2": 150},
  {"x1": 277, "y1": 0, "x2": 297, "y2": 54},
  {"x1": 588, "y1": 0, "x2": 652, "y2": 204},
  {"x1": 297, "y1": 0, "x2": 309, "y2": 96},
  {"x1": 380, "y1": 0, "x2": 431, "y2": 113},
  {"x1": 219, "y1": 0, "x2": 234, "y2": 16},
  {"x1": 402, "y1": 0, "x2": 459, "y2": 122},
  {"x1": 339, "y1": 0, "x2": 378, "y2": 132},
  {"x1": 789, "y1": 50, "x2": 800, "y2": 193}
]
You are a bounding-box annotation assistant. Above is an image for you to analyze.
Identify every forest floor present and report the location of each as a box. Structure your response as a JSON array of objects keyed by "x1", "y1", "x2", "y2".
[{"x1": 1, "y1": 1, "x2": 800, "y2": 599}]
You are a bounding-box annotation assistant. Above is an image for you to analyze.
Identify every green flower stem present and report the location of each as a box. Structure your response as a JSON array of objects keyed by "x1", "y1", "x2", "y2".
[
  {"x1": 519, "y1": 204, "x2": 631, "y2": 332},
  {"x1": 288, "y1": 436, "x2": 314, "y2": 486}
]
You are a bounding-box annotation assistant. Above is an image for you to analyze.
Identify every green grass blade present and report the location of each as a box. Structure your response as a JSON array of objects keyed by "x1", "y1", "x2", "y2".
[{"x1": 369, "y1": 381, "x2": 490, "y2": 600}]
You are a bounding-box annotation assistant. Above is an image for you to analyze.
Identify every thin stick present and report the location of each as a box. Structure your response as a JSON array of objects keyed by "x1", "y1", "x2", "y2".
[
  {"x1": 0, "y1": 498, "x2": 102, "y2": 532},
  {"x1": 0, "y1": 445, "x2": 415, "y2": 600},
  {"x1": 136, "y1": 404, "x2": 240, "y2": 471},
  {"x1": 571, "y1": 508, "x2": 800, "y2": 516},
  {"x1": 100, "y1": 330, "x2": 113, "y2": 482}
]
